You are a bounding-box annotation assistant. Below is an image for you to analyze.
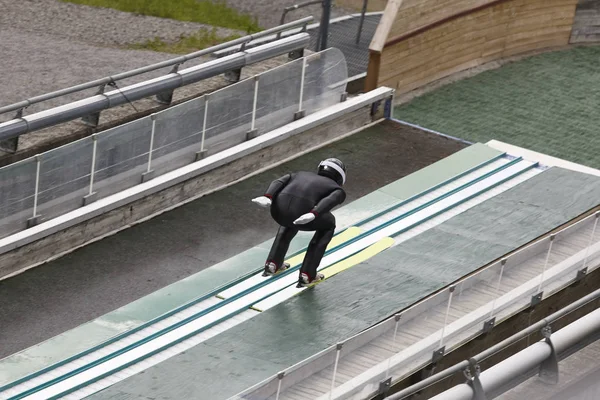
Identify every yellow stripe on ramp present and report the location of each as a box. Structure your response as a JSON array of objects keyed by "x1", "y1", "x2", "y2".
[
  {"x1": 320, "y1": 236, "x2": 394, "y2": 280},
  {"x1": 214, "y1": 227, "x2": 362, "y2": 300},
  {"x1": 284, "y1": 226, "x2": 363, "y2": 267},
  {"x1": 250, "y1": 236, "x2": 395, "y2": 312}
]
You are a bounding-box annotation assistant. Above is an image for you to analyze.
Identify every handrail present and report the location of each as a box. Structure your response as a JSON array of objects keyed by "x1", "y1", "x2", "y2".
[
  {"x1": 385, "y1": 286, "x2": 600, "y2": 399},
  {"x1": 0, "y1": 33, "x2": 311, "y2": 141},
  {"x1": 0, "y1": 17, "x2": 313, "y2": 117},
  {"x1": 279, "y1": 0, "x2": 322, "y2": 28}
]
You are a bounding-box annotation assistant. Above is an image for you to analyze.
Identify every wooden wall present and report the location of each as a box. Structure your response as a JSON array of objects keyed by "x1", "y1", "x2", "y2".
[
  {"x1": 387, "y1": 0, "x2": 495, "y2": 39},
  {"x1": 368, "y1": 0, "x2": 581, "y2": 94}
]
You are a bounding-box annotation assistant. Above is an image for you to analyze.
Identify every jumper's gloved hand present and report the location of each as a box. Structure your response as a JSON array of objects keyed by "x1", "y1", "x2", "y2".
[
  {"x1": 294, "y1": 212, "x2": 316, "y2": 225},
  {"x1": 252, "y1": 196, "x2": 272, "y2": 208}
]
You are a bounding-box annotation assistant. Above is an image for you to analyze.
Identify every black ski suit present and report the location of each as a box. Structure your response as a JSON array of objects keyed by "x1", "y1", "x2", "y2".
[{"x1": 264, "y1": 171, "x2": 346, "y2": 281}]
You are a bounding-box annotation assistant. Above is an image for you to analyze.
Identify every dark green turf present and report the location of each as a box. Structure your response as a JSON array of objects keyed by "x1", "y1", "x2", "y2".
[{"x1": 394, "y1": 45, "x2": 600, "y2": 169}]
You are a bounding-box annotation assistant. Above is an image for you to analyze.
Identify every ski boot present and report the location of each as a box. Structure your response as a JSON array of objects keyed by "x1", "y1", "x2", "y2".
[
  {"x1": 262, "y1": 261, "x2": 290, "y2": 277},
  {"x1": 296, "y1": 272, "x2": 325, "y2": 288}
]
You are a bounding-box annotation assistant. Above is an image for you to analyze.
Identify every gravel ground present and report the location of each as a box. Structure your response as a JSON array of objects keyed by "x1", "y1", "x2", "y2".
[
  {"x1": 224, "y1": 0, "x2": 353, "y2": 29},
  {"x1": 0, "y1": 22, "x2": 288, "y2": 152},
  {"x1": 0, "y1": 0, "x2": 240, "y2": 47},
  {"x1": 0, "y1": 0, "x2": 292, "y2": 155}
]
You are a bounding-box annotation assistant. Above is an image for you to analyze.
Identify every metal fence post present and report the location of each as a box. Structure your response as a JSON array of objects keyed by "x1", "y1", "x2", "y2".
[
  {"x1": 82, "y1": 84, "x2": 107, "y2": 128},
  {"x1": 156, "y1": 64, "x2": 180, "y2": 105},
  {"x1": 319, "y1": 0, "x2": 332, "y2": 51},
  {"x1": 196, "y1": 95, "x2": 209, "y2": 161},
  {"x1": 385, "y1": 313, "x2": 402, "y2": 379},
  {"x1": 355, "y1": 0, "x2": 368, "y2": 44},
  {"x1": 538, "y1": 325, "x2": 559, "y2": 384},
  {"x1": 433, "y1": 285, "x2": 455, "y2": 361},
  {"x1": 329, "y1": 342, "x2": 343, "y2": 400},
  {"x1": 275, "y1": 371, "x2": 285, "y2": 400},
  {"x1": 295, "y1": 57, "x2": 307, "y2": 121},
  {"x1": 533, "y1": 234, "x2": 555, "y2": 306},
  {"x1": 246, "y1": 76, "x2": 259, "y2": 140},
  {"x1": 580, "y1": 213, "x2": 599, "y2": 277},
  {"x1": 83, "y1": 134, "x2": 98, "y2": 206},
  {"x1": 142, "y1": 114, "x2": 156, "y2": 182},
  {"x1": 27, "y1": 155, "x2": 42, "y2": 227},
  {"x1": 484, "y1": 258, "x2": 507, "y2": 333}
]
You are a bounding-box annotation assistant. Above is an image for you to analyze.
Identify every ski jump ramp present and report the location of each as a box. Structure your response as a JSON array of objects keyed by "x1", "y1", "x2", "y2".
[{"x1": 2, "y1": 136, "x2": 600, "y2": 399}]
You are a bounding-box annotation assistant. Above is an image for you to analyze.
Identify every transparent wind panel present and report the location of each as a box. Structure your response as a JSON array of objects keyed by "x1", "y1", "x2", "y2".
[
  {"x1": 254, "y1": 59, "x2": 303, "y2": 135},
  {"x1": 37, "y1": 137, "x2": 93, "y2": 221},
  {"x1": 326, "y1": 290, "x2": 451, "y2": 399},
  {"x1": 440, "y1": 262, "x2": 506, "y2": 353},
  {"x1": 93, "y1": 117, "x2": 152, "y2": 199},
  {"x1": 0, "y1": 158, "x2": 37, "y2": 238},
  {"x1": 302, "y1": 47, "x2": 348, "y2": 115},
  {"x1": 152, "y1": 96, "x2": 205, "y2": 176},
  {"x1": 204, "y1": 78, "x2": 255, "y2": 154}
]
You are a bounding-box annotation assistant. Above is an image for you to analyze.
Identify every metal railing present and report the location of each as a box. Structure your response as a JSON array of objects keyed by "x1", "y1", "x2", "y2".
[
  {"x1": 0, "y1": 32, "x2": 313, "y2": 151},
  {"x1": 0, "y1": 48, "x2": 348, "y2": 240},
  {"x1": 229, "y1": 209, "x2": 600, "y2": 400},
  {"x1": 419, "y1": 290, "x2": 600, "y2": 400},
  {"x1": 0, "y1": 17, "x2": 313, "y2": 118}
]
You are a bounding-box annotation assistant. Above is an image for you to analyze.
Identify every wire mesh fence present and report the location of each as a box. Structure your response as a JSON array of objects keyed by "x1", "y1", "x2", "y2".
[{"x1": 0, "y1": 48, "x2": 348, "y2": 240}]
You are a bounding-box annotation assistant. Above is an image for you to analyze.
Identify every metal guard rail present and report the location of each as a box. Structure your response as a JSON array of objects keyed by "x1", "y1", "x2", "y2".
[
  {"x1": 386, "y1": 287, "x2": 600, "y2": 399},
  {"x1": 0, "y1": 32, "x2": 311, "y2": 141},
  {"x1": 0, "y1": 17, "x2": 312, "y2": 118}
]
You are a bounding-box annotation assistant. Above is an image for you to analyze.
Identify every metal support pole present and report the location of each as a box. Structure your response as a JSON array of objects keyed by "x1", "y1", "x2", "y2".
[
  {"x1": 356, "y1": 0, "x2": 368, "y2": 44},
  {"x1": 32, "y1": 156, "x2": 40, "y2": 218},
  {"x1": 329, "y1": 342, "x2": 343, "y2": 399},
  {"x1": 535, "y1": 234, "x2": 555, "y2": 298},
  {"x1": 439, "y1": 285, "x2": 456, "y2": 349},
  {"x1": 27, "y1": 155, "x2": 41, "y2": 227},
  {"x1": 156, "y1": 64, "x2": 180, "y2": 105},
  {"x1": 82, "y1": 84, "x2": 107, "y2": 127},
  {"x1": 582, "y1": 212, "x2": 599, "y2": 270},
  {"x1": 464, "y1": 359, "x2": 488, "y2": 400},
  {"x1": 196, "y1": 96, "x2": 209, "y2": 161},
  {"x1": 295, "y1": 57, "x2": 307, "y2": 120},
  {"x1": 319, "y1": 0, "x2": 332, "y2": 51},
  {"x1": 538, "y1": 325, "x2": 559, "y2": 384},
  {"x1": 83, "y1": 134, "x2": 98, "y2": 205},
  {"x1": 489, "y1": 258, "x2": 507, "y2": 319},
  {"x1": 385, "y1": 314, "x2": 402, "y2": 379},
  {"x1": 275, "y1": 371, "x2": 285, "y2": 400},
  {"x1": 142, "y1": 114, "x2": 156, "y2": 182},
  {"x1": 577, "y1": 213, "x2": 599, "y2": 281},
  {"x1": 247, "y1": 76, "x2": 259, "y2": 140}
]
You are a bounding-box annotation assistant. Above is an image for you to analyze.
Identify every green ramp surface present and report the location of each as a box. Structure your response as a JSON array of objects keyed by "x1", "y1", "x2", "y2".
[
  {"x1": 0, "y1": 121, "x2": 487, "y2": 386},
  {"x1": 89, "y1": 167, "x2": 600, "y2": 400}
]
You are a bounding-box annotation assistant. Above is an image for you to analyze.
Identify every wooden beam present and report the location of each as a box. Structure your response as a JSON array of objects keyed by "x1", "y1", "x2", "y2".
[{"x1": 370, "y1": 0, "x2": 404, "y2": 53}]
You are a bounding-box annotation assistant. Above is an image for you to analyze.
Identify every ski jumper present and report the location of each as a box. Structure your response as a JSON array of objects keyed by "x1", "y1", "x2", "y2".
[{"x1": 264, "y1": 171, "x2": 346, "y2": 282}]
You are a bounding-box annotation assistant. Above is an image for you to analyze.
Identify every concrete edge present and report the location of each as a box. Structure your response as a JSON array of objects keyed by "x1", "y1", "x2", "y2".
[
  {"x1": 0, "y1": 87, "x2": 393, "y2": 259},
  {"x1": 0, "y1": 127, "x2": 503, "y2": 385}
]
